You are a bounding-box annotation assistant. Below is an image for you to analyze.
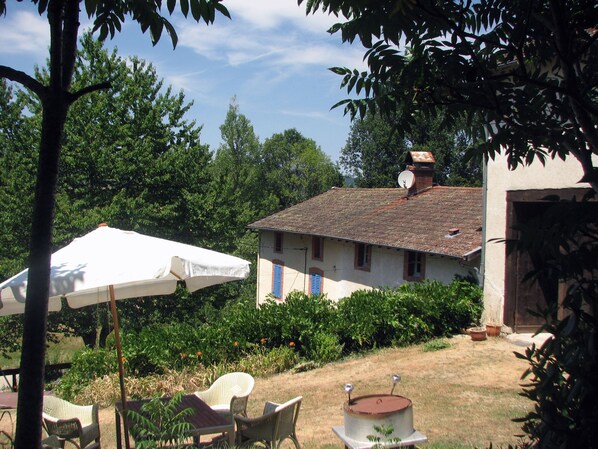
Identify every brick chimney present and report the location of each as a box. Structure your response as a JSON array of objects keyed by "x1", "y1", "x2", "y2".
[{"x1": 406, "y1": 151, "x2": 435, "y2": 195}]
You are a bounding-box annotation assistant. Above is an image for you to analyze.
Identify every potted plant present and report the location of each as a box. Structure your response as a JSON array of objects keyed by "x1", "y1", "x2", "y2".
[
  {"x1": 467, "y1": 323, "x2": 487, "y2": 341},
  {"x1": 486, "y1": 323, "x2": 502, "y2": 337}
]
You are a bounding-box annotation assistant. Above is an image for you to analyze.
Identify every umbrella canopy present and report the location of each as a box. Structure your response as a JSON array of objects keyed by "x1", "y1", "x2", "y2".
[
  {"x1": 0, "y1": 225, "x2": 250, "y2": 449},
  {"x1": 0, "y1": 225, "x2": 250, "y2": 315}
]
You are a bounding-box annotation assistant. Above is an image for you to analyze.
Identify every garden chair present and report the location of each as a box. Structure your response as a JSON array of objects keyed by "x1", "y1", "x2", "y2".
[
  {"x1": 235, "y1": 396, "x2": 302, "y2": 449},
  {"x1": 194, "y1": 372, "x2": 254, "y2": 419},
  {"x1": 42, "y1": 396, "x2": 101, "y2": 449}
]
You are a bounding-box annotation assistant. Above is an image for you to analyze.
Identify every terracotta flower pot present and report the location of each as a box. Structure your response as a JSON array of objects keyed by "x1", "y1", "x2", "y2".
[
  {"x1": 486, "y1": 324, "x2": 502, "y2": 337},
  {"x1": 468, "y1": 327, "x2": 487, "y2": 341}
]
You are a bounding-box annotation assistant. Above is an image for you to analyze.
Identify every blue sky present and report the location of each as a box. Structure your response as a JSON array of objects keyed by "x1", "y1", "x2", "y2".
[{"x1": 0, "y1": 1, "x2": 368, "y2": 165}]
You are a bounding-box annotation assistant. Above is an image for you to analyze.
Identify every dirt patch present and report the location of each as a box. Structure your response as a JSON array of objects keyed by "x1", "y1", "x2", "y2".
[{"x1": 2, "y1": 335, "x2": 533, "y2": 448}]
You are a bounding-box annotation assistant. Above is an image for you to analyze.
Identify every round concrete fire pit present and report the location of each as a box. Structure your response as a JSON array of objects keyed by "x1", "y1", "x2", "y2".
[{"x1": 343, "y1": 394, "x2": 414, "y2": 442}]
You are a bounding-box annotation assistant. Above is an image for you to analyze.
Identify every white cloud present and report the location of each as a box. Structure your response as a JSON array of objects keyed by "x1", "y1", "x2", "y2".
[
  {"x1": 224, "y1": 0, "x2": 340, "y2": 33},
  {"x1": 0, "y1": 11, "x2": 49, "y2": 58},
  {"x1": 176, "y1": 12, "x2": 365, "y2": 73}
]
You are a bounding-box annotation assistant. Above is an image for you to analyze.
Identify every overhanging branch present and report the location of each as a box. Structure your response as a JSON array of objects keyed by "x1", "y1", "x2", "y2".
[
  {"x1": 69, "y1": 81, "x2": 112, "y2": 104},
  {"x1": 0, "y1": 66, "x2": 45, "y2": 98}
]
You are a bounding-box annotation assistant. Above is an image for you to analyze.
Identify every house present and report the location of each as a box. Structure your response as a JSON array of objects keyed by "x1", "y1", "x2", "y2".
[
  {"x1": 248, "y1": 153, "x2": 483, "y2": 305},
  {"x1": 481, "y1": 152, "x2": 597, "y2": 332}
]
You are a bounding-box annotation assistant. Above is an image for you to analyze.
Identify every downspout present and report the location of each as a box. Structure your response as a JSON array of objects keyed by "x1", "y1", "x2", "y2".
[
  {"x1": 256, "y1": 232, "x2": 261, "y2": 307},
  {"x1": 480, "y1": 145, "x2": 489, "y2": 289},
  {"x1": 303, "y1": 246, "x2": 308, "y2": 294}
]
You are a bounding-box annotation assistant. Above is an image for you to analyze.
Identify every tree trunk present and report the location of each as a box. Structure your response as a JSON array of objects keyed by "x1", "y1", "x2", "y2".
[
  {"x1": 13, "y1": 1, "x2": 78, "y2": 446},
  {"x1": 14, "y1": 94, "x2": 68, "y2": 449}
]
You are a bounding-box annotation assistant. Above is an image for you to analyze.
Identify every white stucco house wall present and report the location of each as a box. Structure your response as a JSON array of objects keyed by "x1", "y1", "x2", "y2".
[
  {"x1": 482, "y1": 152, "x2": 597, "y2": 331},
  {"x1": 248, "y1": 155, "x2": 483, "y2": 305}
]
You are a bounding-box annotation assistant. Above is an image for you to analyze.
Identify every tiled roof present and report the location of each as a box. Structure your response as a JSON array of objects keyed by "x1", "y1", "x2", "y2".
[{"x1": 248, "y1": 187, "x2": 483, "y2": 259}]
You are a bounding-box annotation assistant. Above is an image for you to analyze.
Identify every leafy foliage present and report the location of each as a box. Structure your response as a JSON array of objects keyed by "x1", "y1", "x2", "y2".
[
  {"x1": 301, "y1": 0, "x2": 598, "y2": 189},
  {"x1": 127, "y1": 392, "x2": 194, "y2": 449},
  {"x1": 261, "y1": 129, "x2": 344, "y2": 210},
  {"x1": 341, "y1": 110, "x2": 483, "y2": 187},
  {"x1": 54, "y1": 347, "x2": 116, "y2": 400},
  {"x1": 62, "y1": 279, "x2": 482, "y2": 394}
]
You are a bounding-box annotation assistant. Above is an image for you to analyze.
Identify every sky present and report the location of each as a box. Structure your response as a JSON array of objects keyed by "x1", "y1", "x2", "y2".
[{"x1": 0, "y1": 1, "x2": 369, "y2": 164}]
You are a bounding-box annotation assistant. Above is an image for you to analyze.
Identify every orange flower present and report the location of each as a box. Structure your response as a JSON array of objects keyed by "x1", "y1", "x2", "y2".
[
  {"x1": 180, "y1": 353, "x2": 188, "y2": 358},
  {"x1": 289, "y1": 341, "x2": 295, "y2": 347},
  {"x1": 260, "y1": 338, "x2": 267, "y2": 344},
  {"x1": 196, "y1": 351, "x2": 202, "y2": 357},
  {"x1": 233, "y1": 341, "x2": 239, "y2": 347},
  {"x1": 121, "y1": 357, "x2": 127, "y2": 364}
]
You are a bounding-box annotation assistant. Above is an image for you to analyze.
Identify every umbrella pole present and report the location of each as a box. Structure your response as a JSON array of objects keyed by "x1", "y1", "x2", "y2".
[{"x1": 109, "y1": 285, "x2": 131, "y2": 449}]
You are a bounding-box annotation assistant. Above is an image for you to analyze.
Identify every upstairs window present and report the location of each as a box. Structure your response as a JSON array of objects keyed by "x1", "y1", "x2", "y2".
[
  {"x1": 274, "y1": 232, "x2": 283, "y2": 253},
  {"x1": 272, "y1": 260, "x2": 284, "y2": 299},
  {"x1": 312, "y1": 236, "x2": 324, "y2": 261},
  {"x1": 354, "y1": 243, "x2": 372, "y2": 271},
  {"x1": 404, "y1": 251, "x2": 426, "y2": 281},
  {"x1": 309, "y1": 268, "x2": 324, "y2": 295}
]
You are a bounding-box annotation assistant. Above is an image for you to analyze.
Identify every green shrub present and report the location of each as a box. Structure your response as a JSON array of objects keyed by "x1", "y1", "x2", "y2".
[
  {"x1": 335, "y1": 289, "x2": 393, "y2": 351},
  {"x1": 69, "y1": 279, "x2": 482, "y2": 385},
  {"x1": 55, "y1": 347, "x2": 116, "y2": 401},
  {"x1": 305, "y1": 332, "x2": 344, "y2": 364},
  {"x1": 277, "y1": 292, "x2": 337, "y2": 354}
]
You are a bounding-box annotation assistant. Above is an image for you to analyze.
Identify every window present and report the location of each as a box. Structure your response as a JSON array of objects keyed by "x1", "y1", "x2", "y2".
[
  {"x1": 354, "y1": 243, "x2": 372, "y2": 271},
  {"x1": 272, "y1": 260, "x2": 284, "y2": 299},
  {"x1": 274, "y1": 232, "x2": 283, "y2": 253},
  {"x1": 312, "y1": 236, "x2": 324, "y2": 261},
  {"x1": 309, "y1": 268, "x2": 324, "y2": 295},
  {"x1": 404, "y1": 251, "x2": 426, "y2": 281}
]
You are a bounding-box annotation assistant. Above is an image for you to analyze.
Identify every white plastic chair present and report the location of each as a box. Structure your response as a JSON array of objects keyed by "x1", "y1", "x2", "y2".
[
  {"x1": 235, "y1": 396, "x2": 302, "y2": 449},
  {"x1": 194, "y1": 372, "x2": 254, "y2": 419},
  {"x1": 42, "y1": 396, "x2": 101, "y2": 449}
]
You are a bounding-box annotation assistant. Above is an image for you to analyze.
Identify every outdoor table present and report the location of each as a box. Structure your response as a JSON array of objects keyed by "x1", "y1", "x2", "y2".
[{"x1": 115, "y1": 394, "x2": 234, "y2": 449}]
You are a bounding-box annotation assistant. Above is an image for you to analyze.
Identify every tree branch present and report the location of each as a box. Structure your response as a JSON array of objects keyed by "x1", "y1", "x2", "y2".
[
  {"x1": 0, "y1": 66, "x2": 45, "y2": 98},
  {"x1": 69, "y1": 81, "x2": 112, "y2": 104}
]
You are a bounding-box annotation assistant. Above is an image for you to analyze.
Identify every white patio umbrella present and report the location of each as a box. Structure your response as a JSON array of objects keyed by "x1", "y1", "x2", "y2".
[{"x1": 0, "y1": 224, "x2": 250, "y2": 448}]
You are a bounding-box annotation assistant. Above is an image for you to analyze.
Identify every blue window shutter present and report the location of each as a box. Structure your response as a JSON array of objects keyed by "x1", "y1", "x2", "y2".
[
  {"x1": 310, "y1": 271, "x2": 322, "y2": 295},
  {"x1": 273, "y1": 263, "x2": 283, "y2": 298}
]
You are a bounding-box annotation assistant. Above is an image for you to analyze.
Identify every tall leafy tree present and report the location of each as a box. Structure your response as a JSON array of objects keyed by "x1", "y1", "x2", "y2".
[
  {"x1": 0, "y1": 2, "x2": 229, "y2": 447},
  {"x1": 262, "y1": 129, "x2": 343, "y2": 210},
  {"x1": 341, "y1": 111, "x2": 482, "y2": 187},
  {"x1": 340, "y1": 112, "x2": 408, "y2": 187},
  {"x1": 208, "y1": 99, "x2": 275, "y2": 254}
]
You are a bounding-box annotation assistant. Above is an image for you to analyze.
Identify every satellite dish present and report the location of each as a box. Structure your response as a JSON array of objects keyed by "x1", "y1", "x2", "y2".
[{"x1": 397, "y1": 170, "x2": 415, "y2": 189}]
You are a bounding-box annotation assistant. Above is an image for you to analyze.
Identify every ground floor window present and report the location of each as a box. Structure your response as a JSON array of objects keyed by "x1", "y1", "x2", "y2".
[
  {"x1": 309, "y1": 268, "x2": 324, "y2": 295},
  {"x1": 404, "y1": 251, "x2": 426, "y2": 281},
  {"x1": 272, "y1": 260, "x2": 284, "y2": 299}
]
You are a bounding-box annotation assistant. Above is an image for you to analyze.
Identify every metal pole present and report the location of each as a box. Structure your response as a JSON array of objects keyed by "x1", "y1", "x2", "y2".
[{"x1": 109, "y1": 285, "x2": 131, "y2": 449}]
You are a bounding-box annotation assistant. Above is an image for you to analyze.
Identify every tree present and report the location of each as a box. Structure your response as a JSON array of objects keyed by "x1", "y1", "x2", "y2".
[
  {"x1": 0, "y1": 2, "x2": 229, "y2": 448},
  {"x1": 262, "y1": 129, "x2": 343, "y2": 210},
  {"x1": 1, "y1": 34, "x2": 218, "y2": 349},
  {"x1": 340, "y1": 110, "x2": 483, "y2": 187},
  {"x1": 340, "y1": 112, "x2": 409, "y2": 187},
  {"x1": 208, "y1": 99, "x2": 275, "y2": 254},
  {"x1": 301, "y1": 0, "x2": 598, "y2": 192}
]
